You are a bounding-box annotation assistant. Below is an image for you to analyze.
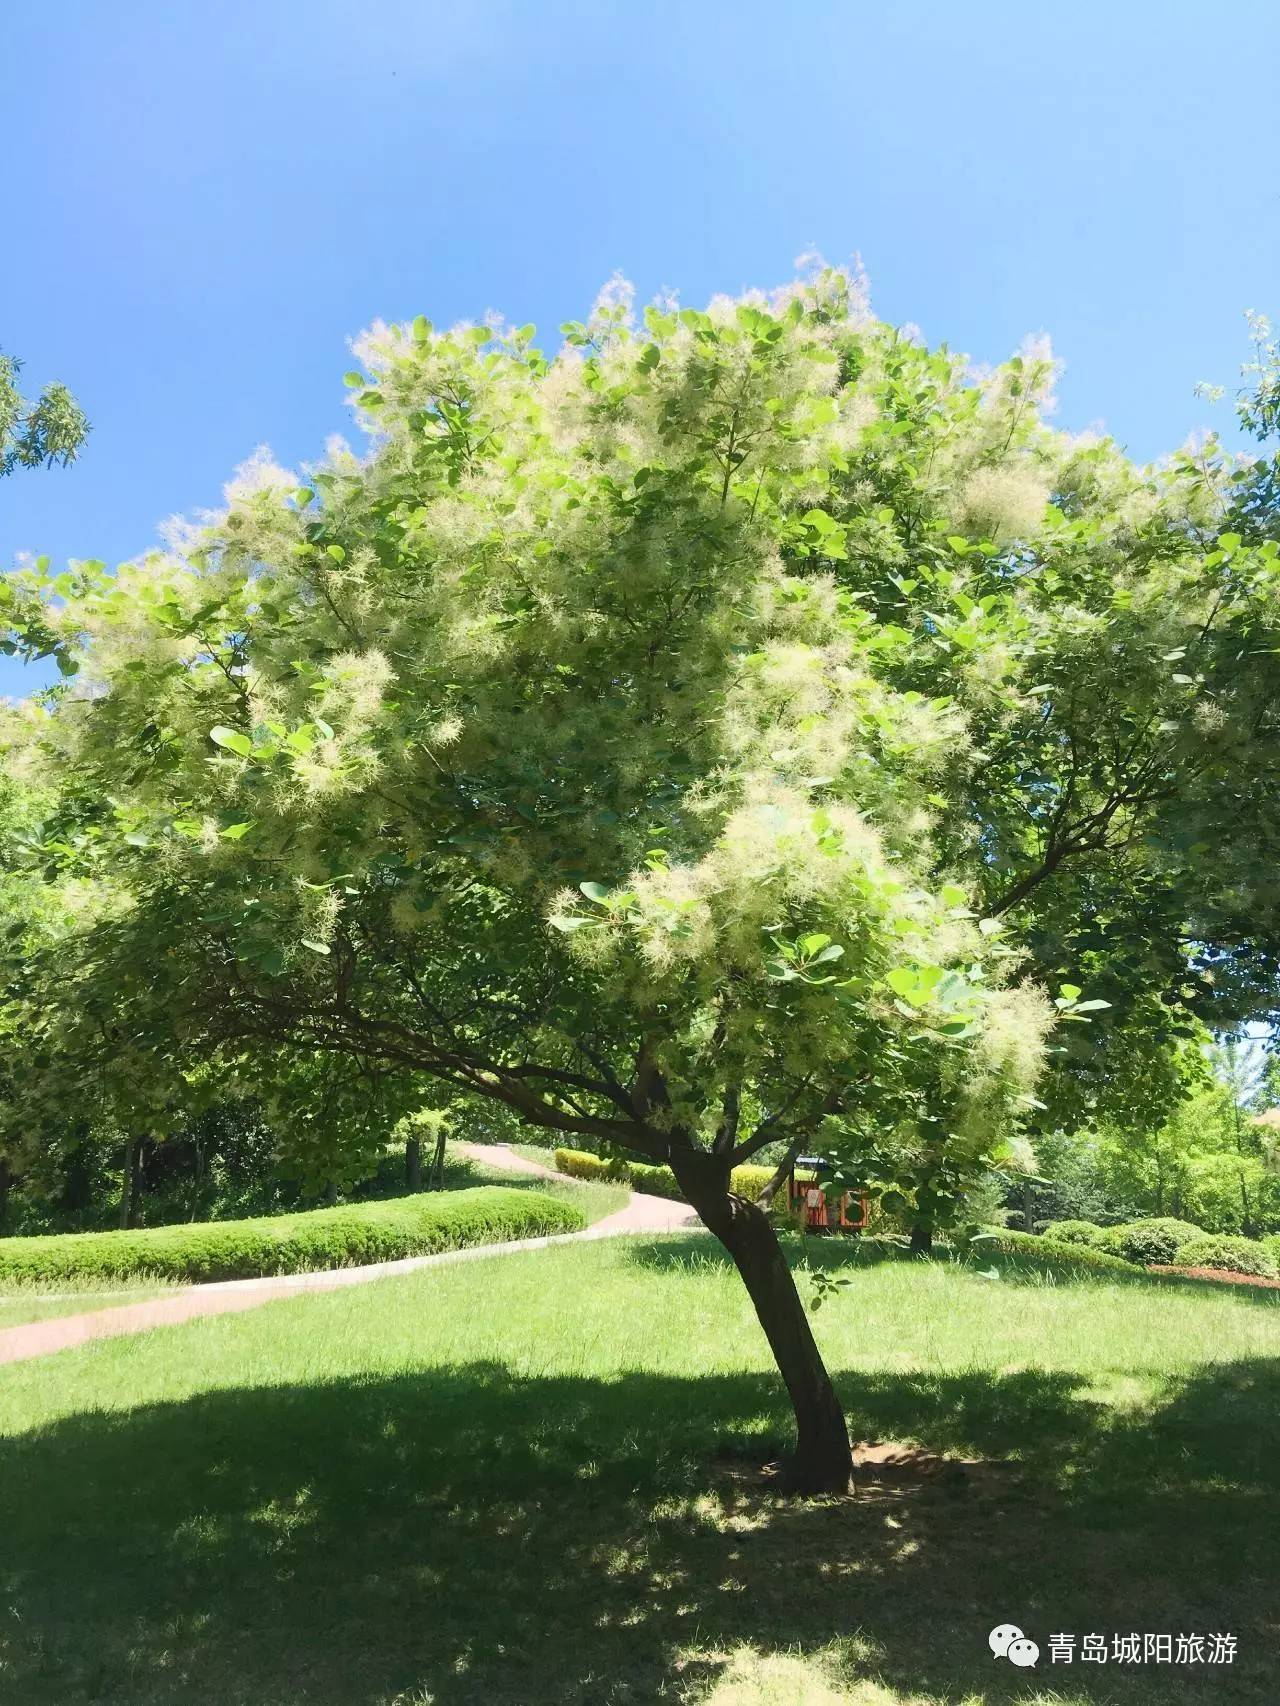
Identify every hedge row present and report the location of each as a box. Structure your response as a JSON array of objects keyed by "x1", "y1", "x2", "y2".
[
  {"x1": 977, "y1": 1228, "x2": 1143, "y2": 1276},
  {"x1": 1173, "y1": 1234, "x2": 1279, "y2": 1279},
  {"x1": 1046, "y1": 1217, "x2": 1200, "y2": 1262},
  {"x1": 1045, "y1": 1216, "x2": 1280, "y2": 1277},
  {"x1": 553, "y1": 1147, "x2": 774, "y2": 1203},
  {"x1": 0, "y1": 1187, "x2": 585, "y2": 1286}
]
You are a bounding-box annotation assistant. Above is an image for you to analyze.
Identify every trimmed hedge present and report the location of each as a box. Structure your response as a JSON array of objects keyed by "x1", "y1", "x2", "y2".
[
  {"x1": 1040, "y1": 1219, "x2": 1108, "y2": 1248},
  {"x1": 554, "y1": 1147, "x2": 774, "y2": 1204},
  {"x1": 0, "y1": 1187, "x2": 585, "y2": 1286},
  {"x1": 1096, "y1": 1218, "x2": 1206, "y2": 1265},
  {"x1": 1172, "y1": 1234, "x2": 1279, "y2": 1280},
  {"x1": 976, "y1": 1228, "x2": 1142, "y2": 1276}
]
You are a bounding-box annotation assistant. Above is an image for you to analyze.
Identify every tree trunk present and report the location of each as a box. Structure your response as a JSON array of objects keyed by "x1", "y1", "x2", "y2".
[
  {"x1": 189, "y1": 1132, "x2": 205, "y2": 1222},
  {"x1": 429, "y1": 1126, "x2": 448, "y2": 1191},
  {"x1": 669, "y1": 1149, "x2": 853, "y2": 1494},
  {"x1": 1240, "y1": 1172, "x2": 1255, "y2": 1239},
  {"x1": 119, "y1": 1135, "x2": 140, "y2": 1229},
  {"x1": 405, "y1": 1137, "x2": 422, "y2": 1192},
  {"x1": 62, "y1": 1130, "x2": 93, "y2": 1216},
  {"x1": 324, "y1": 1179, "x2": 339, "y2": 1205},
  {"x1": 0, "y1": 1158, "x2": 10, "y2": 1235},
  {"x1": 909, "y1": 1219, "x2": 933, "y2": 1255}
]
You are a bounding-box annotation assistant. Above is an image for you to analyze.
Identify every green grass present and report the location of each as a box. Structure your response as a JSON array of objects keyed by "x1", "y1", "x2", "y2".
[
  {"x1": 507, "y1": 1139, "x2": 564, "y2": 1166},
  {"x1": 0, "y1": 1281, "x2": 175, "y2": 1329},
  {"x1": 2, "y1": 1237, "x2": 1277, "y2": 1704},
  {"x1": 444, "y1": 1141, "x2": 628, "y2": 1223}
]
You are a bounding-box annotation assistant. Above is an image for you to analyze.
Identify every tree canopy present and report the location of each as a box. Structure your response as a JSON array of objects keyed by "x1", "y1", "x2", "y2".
[{"x1": 4, "y1": 266, "x2": 1278, "y2": 1487}]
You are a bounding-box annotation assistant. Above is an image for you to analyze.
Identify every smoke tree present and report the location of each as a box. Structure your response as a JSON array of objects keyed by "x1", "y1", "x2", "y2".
[
  {"x1": 0, "y1": 348, "x2": 88, "y2": 480},
  {"x1": 6, "y1": 266, "x2": 1279, "y2": 1488}
]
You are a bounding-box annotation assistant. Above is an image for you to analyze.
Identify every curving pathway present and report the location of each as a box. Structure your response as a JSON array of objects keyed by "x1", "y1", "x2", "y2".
[{"x1": 0, "y1": 1143, "x2": 699, "y2": 1368}]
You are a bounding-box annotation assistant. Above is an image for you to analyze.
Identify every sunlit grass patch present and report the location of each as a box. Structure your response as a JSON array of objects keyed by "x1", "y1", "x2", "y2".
[{"x1": 0, "y1": 1278, "x2": 178, "y2": 1329}]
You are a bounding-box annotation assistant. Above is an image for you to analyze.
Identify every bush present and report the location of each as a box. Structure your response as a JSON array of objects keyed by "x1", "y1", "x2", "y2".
[
  {"x1": 1038, "y1": 1219, "x2": 1108, "y2": 1248},
  {"x1": 553, "y1": 1147, "x2": 774, "y2": 1203},
  {"x1": 0, "y1": 1187, "x2": 584, "y2": 1286},
  {"x1": 976, "y1": 1228, "x2": 1142, "y2": 1276},
  {"x1": 1095, "y1": 1218, "x2": 1205, "y2": 1265},
  {"x1": 1172, "y1": 1234, "x2": 1279, "y2": 1279}
]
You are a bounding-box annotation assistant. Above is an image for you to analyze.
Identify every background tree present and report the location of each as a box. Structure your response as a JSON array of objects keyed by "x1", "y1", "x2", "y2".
[
  {"x1": 6, "y1": 267, "x2": 1279, "y2": 1488},
  {"x1": 393, "y1": 1106, "x2": 453, "y2": 1192}
]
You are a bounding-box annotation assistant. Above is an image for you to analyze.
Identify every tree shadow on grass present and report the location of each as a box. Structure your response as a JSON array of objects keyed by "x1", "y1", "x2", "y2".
[{"x1": 2, "y1": 1350, "x2": 1278, "y2": 1705}]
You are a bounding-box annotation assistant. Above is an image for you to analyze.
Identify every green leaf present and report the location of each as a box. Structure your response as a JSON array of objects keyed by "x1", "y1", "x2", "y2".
[
  {"x1": 1073, "y1": 998, "x2": 1112, "y2": 1012},
  {"x1": 1058, "y1": 983, "x2": 1082, "y2": 1001},
  {"x1": 220, "y1": 822, "x2": 253, "y2": 841},
  {"x1": 342, "y1": 370, "x2": 363, "y2": 388},
  {"x1": 300, "y1": 939, "x2": 331, "y2": 955},
  {"x1": 802, "y1": 508, "x2": 837, "y2": 534},
  {"x1": 209, "y1": 726, "x2": 253, "y2": 757},
  {"x1": 412, "y1": 315, "x2": 431, "y2": 342},
  {"x1": 579, "y1": 881, "x2": 612, "y2": 904},
  {"x1": 940, "y1": 883, "x2": 967, "y2": 908}
]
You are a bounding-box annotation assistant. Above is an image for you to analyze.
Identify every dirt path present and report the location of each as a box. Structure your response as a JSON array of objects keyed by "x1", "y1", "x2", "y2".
[{"x1": 0, "y1": 1144, "x2": 699, "y2": 1368}]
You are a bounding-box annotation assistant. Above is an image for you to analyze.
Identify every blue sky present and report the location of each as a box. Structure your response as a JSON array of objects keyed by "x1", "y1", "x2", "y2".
[{"x1": 4, "y1": 0, "x2": 1278, "y2": 696}]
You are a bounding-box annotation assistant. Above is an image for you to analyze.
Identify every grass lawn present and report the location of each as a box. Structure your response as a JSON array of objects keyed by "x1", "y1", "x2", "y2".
[
  {"x1": 1, "y1": 1237, "x2": 1277, "y2": 1705},
  {"x1": 0, "y1": 1283, "x2": 175, "y2": 1330},
  {"x1": 439, "y1": 1141, "x2": 628, "y2": 1223}
]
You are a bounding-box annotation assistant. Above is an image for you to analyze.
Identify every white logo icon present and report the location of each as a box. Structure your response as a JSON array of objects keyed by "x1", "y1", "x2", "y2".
[{"x1": 989, "y1": 1624, "x2": 1039, "y2": 1668}]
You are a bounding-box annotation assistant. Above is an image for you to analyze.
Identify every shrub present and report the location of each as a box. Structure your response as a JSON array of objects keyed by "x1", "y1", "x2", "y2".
[
  {"x1": 553, "y1": 1147, "x2": 774, "y2": 1203},
  {"x1": 1262, "y1": 1234, "x2": 1280, "y2": 1268},
  {"x1": 1172, "y1": 1234, "x2": 1279, "y2": 1279},
  {"x1": 975, "y1": 1228, "x2": 1142, "y2": 1276},
  {"x1": 0, "y1": 1187, "x2": 584, "y2": 1286},
  {"x1": 1039, "y1": 1219, "x2": 1108, "y2": 1248},
  {"x1": 1095, "y1": 1218, "x2": 1205, "y2": 1265}
]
